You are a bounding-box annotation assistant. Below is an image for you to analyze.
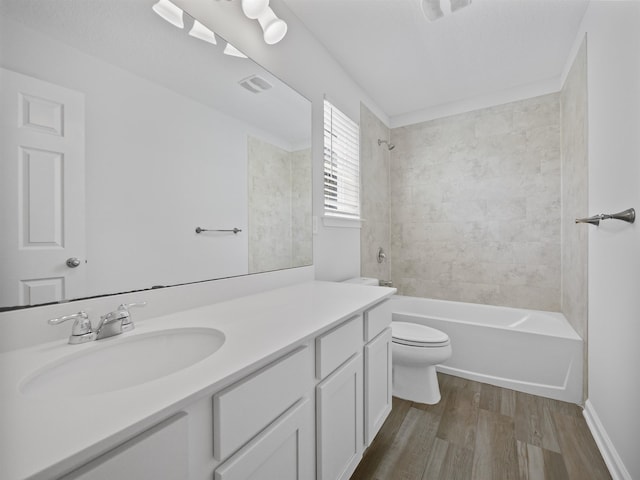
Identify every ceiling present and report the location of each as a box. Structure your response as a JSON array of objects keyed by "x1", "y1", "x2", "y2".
[{"x1": 282, "y1": 0, "x2": 589, "y2": 121}]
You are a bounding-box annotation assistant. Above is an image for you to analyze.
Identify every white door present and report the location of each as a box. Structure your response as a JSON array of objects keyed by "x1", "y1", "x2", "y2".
[
  {"x1": 316, "y1": 353, "x2": 363, "y2": 480},
  {"x1": 364, "y1": 327, "x2": 393, "y2": 446},
  {"x1": 0, "y1": 68, "x2": 86, "y2": 308}
]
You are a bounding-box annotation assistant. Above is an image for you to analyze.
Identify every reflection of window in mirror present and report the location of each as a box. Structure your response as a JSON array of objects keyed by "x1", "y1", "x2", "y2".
[{"x1": 323, "y1": 99, "x2": 360, "y2": 221}]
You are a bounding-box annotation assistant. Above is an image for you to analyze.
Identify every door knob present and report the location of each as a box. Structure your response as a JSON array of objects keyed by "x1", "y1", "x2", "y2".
[{"x1": 66, "y1": 257, "x2": 81, "y2": 268}]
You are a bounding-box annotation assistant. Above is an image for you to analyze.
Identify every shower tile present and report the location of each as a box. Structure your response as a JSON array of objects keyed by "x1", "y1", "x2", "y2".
[
  {"x1": 388, "y1": 92, "x2": 562, "y2": 310},
  {"x1": 475, "y1": 109, "x2": 513, "y2": 138}
]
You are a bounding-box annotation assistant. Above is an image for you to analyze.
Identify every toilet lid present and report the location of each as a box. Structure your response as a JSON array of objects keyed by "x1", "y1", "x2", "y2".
[{"x1": 391, "y1": 321, "x2": 450, "y2": 346}]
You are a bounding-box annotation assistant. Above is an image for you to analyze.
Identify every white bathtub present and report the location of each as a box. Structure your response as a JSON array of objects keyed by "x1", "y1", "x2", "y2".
[{"x1": 389, "y1": 295, "x2": 583, "y2": 403}]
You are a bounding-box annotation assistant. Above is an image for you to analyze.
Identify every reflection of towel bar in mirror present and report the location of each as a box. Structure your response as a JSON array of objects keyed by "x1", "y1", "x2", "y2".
[
  {"x1": 575, "y1": 208, "x2": 635, "y2": 226},
  {"x1": 195, "y1": 227, "x2": 242, "y2": 234}
]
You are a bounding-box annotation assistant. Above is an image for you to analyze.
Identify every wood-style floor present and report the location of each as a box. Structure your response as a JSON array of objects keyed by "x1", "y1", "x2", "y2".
[{"x1": 351, "y1": 373, "x2": 611, "y2": 480}]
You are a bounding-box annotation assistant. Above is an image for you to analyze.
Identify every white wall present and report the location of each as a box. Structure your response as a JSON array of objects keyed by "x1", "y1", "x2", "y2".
[
  {"x1": 571, "y1": 3, "x2": 640, "y2": 479},
  {"x1": 173, "y1": 0, "x2": 389, "y2": 281}
]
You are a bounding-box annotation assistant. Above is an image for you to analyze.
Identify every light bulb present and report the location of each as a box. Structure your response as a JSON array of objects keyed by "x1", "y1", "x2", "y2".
[
  {"x1": 152, "y1": 0, "x2": 184, "y2": 29},
  {"x1": 189, "y1": 20, "x2": 217, "y2": 45},
  {"x1": 224, "y1": 43, "x2": 248, "y2": 58},
  {"x1": 258, "y1": 7, "x2": 287, "y2": 45},
  {"x1": 241, "y1": 0, "x2": 270, "y2": 20}
]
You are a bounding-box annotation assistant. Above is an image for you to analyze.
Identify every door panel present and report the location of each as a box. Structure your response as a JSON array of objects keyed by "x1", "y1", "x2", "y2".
[{"x1": 0, "y1": 68, "x2": 86, "y2": 307}]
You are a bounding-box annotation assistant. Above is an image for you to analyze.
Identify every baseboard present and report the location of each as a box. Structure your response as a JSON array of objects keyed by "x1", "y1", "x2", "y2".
[{"x1": 583, "y1": 399, "x2": 631, "y2": 480}]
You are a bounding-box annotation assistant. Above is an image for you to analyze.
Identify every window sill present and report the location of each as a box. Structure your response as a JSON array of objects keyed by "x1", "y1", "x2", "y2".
[{"x1": 322, "y1": 215, "x2": 362, "y2": 229}]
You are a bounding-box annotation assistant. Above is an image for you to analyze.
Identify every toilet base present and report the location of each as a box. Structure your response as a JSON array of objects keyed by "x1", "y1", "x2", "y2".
[{"x1": 392, "y1": 364, "x2": 441, "y2": 405}]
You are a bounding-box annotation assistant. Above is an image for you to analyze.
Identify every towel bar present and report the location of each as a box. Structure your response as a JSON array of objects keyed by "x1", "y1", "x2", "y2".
[{"x1": 575, "y1": 208, "x2": 635, "y2": 226}]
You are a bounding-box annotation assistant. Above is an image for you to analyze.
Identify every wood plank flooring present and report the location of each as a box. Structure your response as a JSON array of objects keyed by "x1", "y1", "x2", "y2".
[{"x1": 350, "y1": 373, "x2": 611, "y2": 480}]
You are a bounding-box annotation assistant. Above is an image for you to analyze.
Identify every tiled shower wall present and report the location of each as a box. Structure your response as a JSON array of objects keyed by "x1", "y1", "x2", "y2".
[
  {"x1": 560, "y1": 39, "x2": 588, "y2": 339},
  {"x1": 389, "y1": 94, "x2": 562, "y2": 310},
  {"x1": 360, "y1": 104, "x2": 391, "y2": 281},
  {"x1": 560, "y1": 39, "x2": 588, "y2": 399},
  {"x1": 248, "y1": 136, "x2": 312, "y2": 273}
]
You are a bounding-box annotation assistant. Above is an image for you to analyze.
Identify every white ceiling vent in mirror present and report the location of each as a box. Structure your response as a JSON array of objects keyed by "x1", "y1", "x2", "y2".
[{"x1": 239, "y1": 75, "x2": 273, "y2": 94}]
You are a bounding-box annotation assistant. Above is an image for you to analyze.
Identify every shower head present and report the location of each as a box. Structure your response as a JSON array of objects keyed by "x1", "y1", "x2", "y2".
[{"x1": 378, "y1": 139, "x2": 395, "y2": 151}]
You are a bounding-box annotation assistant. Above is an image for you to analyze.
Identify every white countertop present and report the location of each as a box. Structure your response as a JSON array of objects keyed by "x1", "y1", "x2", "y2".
[{"x1": 0, "y1": 281, "x2": 395, "y2": 480}]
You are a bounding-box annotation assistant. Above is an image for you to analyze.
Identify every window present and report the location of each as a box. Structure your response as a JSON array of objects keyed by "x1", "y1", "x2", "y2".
[{"x1": 323, "y1": 99, "x2": 360, "y2": 221}]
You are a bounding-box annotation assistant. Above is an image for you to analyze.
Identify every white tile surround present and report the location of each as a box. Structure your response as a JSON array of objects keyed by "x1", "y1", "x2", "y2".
[
  {"x1": 388, "y1": 94, "x2": 563, "y2": 310},
  {"x1": 560, "y1": 39, "x2": 588, "y2": 340},
  {"x1": 560, "y1": 38, "x2": 589, "y2": 400},
  {"x1": 360, "y1": 104, "x2": 391, "y2": 282},
  {"x1": 247, "y1": 136, "x2": 312, "y2": 273}
]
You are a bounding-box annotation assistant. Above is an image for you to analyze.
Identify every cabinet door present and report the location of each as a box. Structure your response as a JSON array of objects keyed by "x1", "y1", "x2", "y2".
[
  {"x1": 364, "y1": 327, "x2": 392, "y2": 446},
  {"x1": 214, "y1": 399, "x2": 314, "y2": 480},
  {"x1": 213, "y1": 345, "x2": 310, "y2": 460},
  {"x1": 61, "y1": 413, "x2": 188, "y2": 480},
  {"x1": 316, "y1": 353, "x2": 363, "y2": 480}
]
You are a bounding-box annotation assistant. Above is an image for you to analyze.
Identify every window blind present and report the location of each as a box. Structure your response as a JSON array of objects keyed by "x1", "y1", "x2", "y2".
[{"x1": 323, "y1": 99, "x2": 360, "y2": 219}]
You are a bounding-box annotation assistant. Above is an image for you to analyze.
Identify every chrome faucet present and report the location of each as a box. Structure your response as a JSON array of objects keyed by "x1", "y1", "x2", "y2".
[
  {"x1": 95, "y1": 302, "x2": 146, "y2": 340},
  {"x1": 48, "y1": 311, "x2": 96, "y2": 344},
  {"x1": 48, "y1": 302, "x2": 147, "y2": 344}
]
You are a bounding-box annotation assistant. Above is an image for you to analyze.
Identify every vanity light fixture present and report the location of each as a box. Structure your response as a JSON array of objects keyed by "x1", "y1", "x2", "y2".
[
  {"x1": 189, "y1": 20, "x2": 217, "y2": 44},
  {"x1": 224, "y1": 42, "x2": 248, "y2": 58},
  {"x1": 241, "y1": 0, "x2": 270, "y2": 19},
  {"x1": 257, "y1": 7, "x2": 288, "y2": 45},
  {"x1": 153, "y1": 0, "x2": 287, "y2": 50},
  {"x1": 152, "y1": 0, "x2": 184, "y2": 28},
  {"x1": 241, "y1": 0, "x2": 288, "y2": 45},
  {"x1": 421, "y1": 0, "x2": 471, "y2": 21}
]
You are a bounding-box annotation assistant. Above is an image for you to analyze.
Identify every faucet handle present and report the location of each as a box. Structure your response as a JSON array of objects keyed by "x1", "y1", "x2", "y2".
[
  {"x1": 118, "y1": 301, "x2": 146, "y2": 332},
  {"x1": 48, "y1": 311, "x2": 96, "y2": 344},
  {"x1": 118, "y1": 301, "x2": 147, "y2": 311}
]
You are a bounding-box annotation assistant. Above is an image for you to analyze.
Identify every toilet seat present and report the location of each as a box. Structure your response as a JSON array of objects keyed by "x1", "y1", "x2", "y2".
[{"x1": 391, "y1": 321, "x2": 450, "y2": 347}]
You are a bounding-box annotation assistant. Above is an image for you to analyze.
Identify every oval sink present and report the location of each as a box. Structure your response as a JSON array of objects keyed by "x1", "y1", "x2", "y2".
[{"x1": 20, "y1": 327, "x2": 225, "y2": 397}]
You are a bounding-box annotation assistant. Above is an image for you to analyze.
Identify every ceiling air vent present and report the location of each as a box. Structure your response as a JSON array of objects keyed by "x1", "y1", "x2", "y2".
[{"x1": 239, "y1": 75, "x2": 273, "y2": 94}]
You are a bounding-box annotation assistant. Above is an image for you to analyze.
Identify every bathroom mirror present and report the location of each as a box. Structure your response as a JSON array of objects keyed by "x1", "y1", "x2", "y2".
[{"x1": 0, "y1": 0, "x2": 312, "y2": 310}]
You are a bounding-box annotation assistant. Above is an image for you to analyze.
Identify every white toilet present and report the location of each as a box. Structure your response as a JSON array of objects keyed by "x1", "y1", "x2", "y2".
[{"x1": 391, "y1": 321, "x2": 452, "y2": 405}]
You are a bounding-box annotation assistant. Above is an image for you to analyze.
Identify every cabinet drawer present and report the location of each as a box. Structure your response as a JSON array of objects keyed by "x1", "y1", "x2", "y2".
[
  {"x1": 316, "y1": 353, "x2": 363, "y2": 480},
  {"x1": 364, "y1": 300, "x2": 391, "y2": 342},
  {"x1": 213, "y1": 345, "x2": 311, "y2": 460},
  {"x1": 61, "y1": 413, "x2": 188, "y2": 480},
  {"x1": 315, "y1": 315, "x2": 363, "y2": 380},
  {"x1": 214, "y1": 399, "x2": 314, "y2": 480}
]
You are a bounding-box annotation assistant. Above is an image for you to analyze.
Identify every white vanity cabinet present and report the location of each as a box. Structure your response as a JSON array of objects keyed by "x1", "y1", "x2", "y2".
[
  {"x1": 60, "y1": 413, "x2": 189, "y2": 480},
  {"x1": 363, "y1": 328, "x2": 392, "y2": 446},
  {"x1": 212, "y1": 345, "x2": 315, "y2": 480},
  {"x1": 315, "y1": 316, "x2": 364, "y2": 480},
  {"x1": 22, "y1": 288, "x2": 396, "y2": 480},
  {"x1": 214, "y1": 399, "x2": 314, "y2": 480},
  {"x1": 363, "y1": 300, "x2": 393, "y2": 446}
]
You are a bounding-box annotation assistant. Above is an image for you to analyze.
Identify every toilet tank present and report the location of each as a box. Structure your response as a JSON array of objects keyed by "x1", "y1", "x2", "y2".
[{"x1": 342, "y1": 277, "x2": 379, "y2": 286}]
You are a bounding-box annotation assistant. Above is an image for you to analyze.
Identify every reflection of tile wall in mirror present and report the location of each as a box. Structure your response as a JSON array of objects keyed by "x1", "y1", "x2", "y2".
[
  {"x1": 0, "y1": 1, "x2": 312, "y2": 309},
  {"x1": 248, "y1": 136, "x2": 312, "y2": 274}
]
